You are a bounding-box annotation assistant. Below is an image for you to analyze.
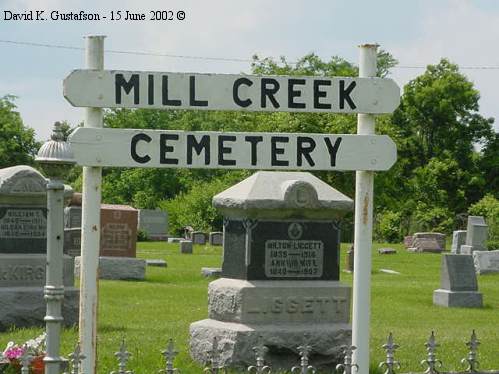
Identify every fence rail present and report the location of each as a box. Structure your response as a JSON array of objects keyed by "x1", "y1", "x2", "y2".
[{"x1": 8, "y1": 331, "x2": 499, "y2": 374}]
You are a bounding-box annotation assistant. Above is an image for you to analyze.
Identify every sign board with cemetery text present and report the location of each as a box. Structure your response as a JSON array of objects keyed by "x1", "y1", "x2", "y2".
[
  {"x1": 69, "y1": 128, "x2": 397, "y2": 171},
  {"x1": 64, "y1": 70, "x2": 400, "y2": 114}
]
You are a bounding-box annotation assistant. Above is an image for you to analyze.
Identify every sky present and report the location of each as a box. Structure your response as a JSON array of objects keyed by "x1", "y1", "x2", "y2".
[{"x1": 1, "y1": 0, "x2": 499, "y2": 141}]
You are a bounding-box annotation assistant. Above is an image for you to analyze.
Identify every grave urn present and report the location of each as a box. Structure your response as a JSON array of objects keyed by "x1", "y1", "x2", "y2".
[{"x1": 190, "y1": 171, "x2": 353, "y2": 370}]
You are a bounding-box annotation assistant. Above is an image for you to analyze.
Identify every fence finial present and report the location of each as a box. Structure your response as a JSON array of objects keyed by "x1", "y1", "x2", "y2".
[
  {"x1": 248, "y1": 336, "x2": 271, "y2": 374},
  {"x1": 64, "y1": 342, "x2": 86, "y2": 374},
  {"x1": 111, "y1": 339, "x2": 134, "y2": 374},
  {"x1": 19, "y1": 344, "x2": 33, "y2": 374},
  {"x1": 336, "y1": 345, "x2": 358, "y2": 374},
  {"x1": 204, "y1": 337, "x2": 227, "y2": 374},
  {"x1": 421, "y1": 331, "x2": 442, "y2": 374},
  {"x1": 378, "y1": 332, "x2": 401, "y2": 374},
  {"x1": 160, "y1": 338, "x2": 179, "y2": 374},
  {"x1": 461, "y1": 330, "x2": 480, "y2": 373},
  {"x1": 291, "y1": 336, "x2": 316, "y2": 374}
]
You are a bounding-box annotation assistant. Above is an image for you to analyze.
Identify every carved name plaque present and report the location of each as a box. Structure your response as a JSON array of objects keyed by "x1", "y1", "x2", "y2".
[
  {"x1": 246, "y1": 220, "x2": 339, "y2": 280},
  {"x1": 0, "y1": 207, "x2": 47, "y2": 253},
  {"x1": 0, "y1": 208, "x2": 46, "y2": 238},
  {"x1": 101, "y1": 223, "x2": 132, "y2": 250},
  {"x1": 265, "y1": 240, "x2": 323, "y2": 278}
]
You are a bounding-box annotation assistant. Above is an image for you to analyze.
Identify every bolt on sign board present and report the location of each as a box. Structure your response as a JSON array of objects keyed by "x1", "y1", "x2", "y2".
[
  {"x1": 64, "y1": 70, "x2": 400, "y2": 114},
  {"x1": 68, "y1": 128, "x2": 397, "y2": 171}
]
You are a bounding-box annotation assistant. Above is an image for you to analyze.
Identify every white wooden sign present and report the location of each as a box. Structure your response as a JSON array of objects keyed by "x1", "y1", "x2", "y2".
[
  {"x1": 64, "y1": 70, "x2": 400, "y2": 114},
  {"x1": 69, "y1": 128, "x2": 397, "y2": 171}
]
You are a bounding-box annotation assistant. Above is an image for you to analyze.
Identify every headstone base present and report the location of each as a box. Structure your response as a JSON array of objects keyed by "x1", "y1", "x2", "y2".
[
  {"x1": 146, "y1": 259, "x2": 167, "y2": 267},
  {"x1": 190, "y1": 319, "x2": 351, "y2": 370},
  {"x1": 75, "y1": 256, "x2": 146, "y2": 280},
  {"x1": 0, "y1": 287, "x2": 79, "y2": 331},
  {"x1": 433, "y1": 289, "x2": 483, "y2": 308},
  {"x1": 201, "y1": 267, "x2": 222, "y2": 278},
  {"x1": 168, "y1": 237, "x2": 182, "y2": 243},
  {"x1": 461, "y1": 245, "x2": 485, "y2": 255},
  {"x1": 207, "y1": 279, "x2": 350, "y2": 324},
  {"x1": 148, "y1": 234, "x2": 169, "y2": 241}
]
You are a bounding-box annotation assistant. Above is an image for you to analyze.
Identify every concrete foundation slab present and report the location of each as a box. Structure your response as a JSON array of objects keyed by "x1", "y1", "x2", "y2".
[
  {"x1": 433, "y1": 289, "x2": 483, "y2": 308},
  {"x1": 190, "y1": 318, "x2": 351, "y2": 370}
]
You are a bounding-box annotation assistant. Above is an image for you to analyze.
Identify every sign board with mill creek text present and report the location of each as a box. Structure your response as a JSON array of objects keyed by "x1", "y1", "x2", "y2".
[
  {"x1": 64, "y1": 70, "x2": 400, "y2": 114},
  {"x1": 69, "y1": 128, "x2": 397, "y2": 171}
]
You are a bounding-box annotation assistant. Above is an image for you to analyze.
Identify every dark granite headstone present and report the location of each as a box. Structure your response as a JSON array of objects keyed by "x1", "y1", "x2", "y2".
[
  {"x1": 191, "y1": 231, "x2": 207, "y2": 245},
  {"x1": 433, "y1": 254, "x2": 483, "y2": 308},
  {"x1": 440, "y1": 255, "x2": 478, "y2": 291},
  {"x1": 64, "y1": 228, "x2": 81, "y2": 257},
  {"x1": 209, "y1": 232, "x2": 223, "y2": 246},
  {"x1": 64, "y1": 206, "x2": 82, "y2": 229},
  {"x1": 223, "y1": 220, "x2": 339, "y2": 280}
]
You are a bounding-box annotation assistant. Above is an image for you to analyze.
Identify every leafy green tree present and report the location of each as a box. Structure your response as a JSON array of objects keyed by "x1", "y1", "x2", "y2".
[
  {"x1": 469, "y1": 194, "x2": 499, "y2": 250},
  {"x1": 479, "y1": 132, "x2": 499, "y2": 193},
  {"x1": 392, "y1": 59, "x2": 494, "y2": 169},
  {"x1": 0, "y1": 95, "x2": 39, "y2": 168},
  {"x1": 161, "y1": 171, "x2": 250, "y2": 234}
]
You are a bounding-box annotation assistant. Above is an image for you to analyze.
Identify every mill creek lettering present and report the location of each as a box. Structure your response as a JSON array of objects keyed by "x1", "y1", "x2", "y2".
[{"x1": 115, "y1": 73, "x2": 357, "y2": 111}]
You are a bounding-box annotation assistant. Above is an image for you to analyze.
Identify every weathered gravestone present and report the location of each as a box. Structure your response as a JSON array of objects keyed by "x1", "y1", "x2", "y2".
[
  {"x1": 167, "y1": 237, "x2": 182, "y2": 243},
  {"x1": 146, "y1": 259, "x2": 167, "y2": 267},
  {"x1": 451, "y1": 230, "x2": 467, "y2": 254},
  {"x1": 433, "y1": 254, "x2": 483, "y2": 308},
  {"x1": 180, "y1": 239, "x2": 193, "y2": 254},
  {"x1": 75, "y1": 256, "x2": 146, "y2": 280},
  {"x1": 100, "y1": 204, "x2": 138, "y2": 257},
  {"x1": 378, "y1": 247, "x2": 397, "y2": 255},
  {"x1": 403, "y1": 235, "x2": 413, "y2": 248},
  {"x1": 64, "y1": 227, "x2": 81, "y2": 257},
  {"x1": 408, "y1": 232, "x2": 445, "y2": 253},
  {"x1": 201, "y1": 267, "x2": 222, "y2": 277},
  {"x1": 345, "y1": 244, "x2": 354, "y2": 272},
  {"x1": 0, "y1": 165, "x2": 79, "y2": 330},
  {"x1": 63, "y1": 193, "x2": 82, "y2": 257},
  {"x1": 138, "y1": 209, "x2": 168, "y2": 240},
  {"x1": 190, "y1": 171, "x2": 353, "y2": 370},
  {"x1": 74, "y1": 204, "x2": 146, "y2": 280},
  {"x1": 64, "y1": 206, "x2": 82, "y2": 229},
  {"x1": 209, "y1": 231, "x2": 223, "y2": 246},
  {"x1": 461, "y1": 216, "x2": 488, "y2": 254},
  {"x1": 191, "y1": 231, "x2": 207, "y2": 245},
  {"x1": 473, "y1": 250, "x2": 499, "y2": 274}
]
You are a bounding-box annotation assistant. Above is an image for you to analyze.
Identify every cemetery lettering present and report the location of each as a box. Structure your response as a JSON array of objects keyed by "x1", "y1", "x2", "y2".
[{"x1": 130, "y1": 132, "x2": 342, "y2": 167}]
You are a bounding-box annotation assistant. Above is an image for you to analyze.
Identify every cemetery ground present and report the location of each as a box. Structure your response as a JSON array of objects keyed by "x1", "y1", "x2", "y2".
[{"x1": 1, "y1": 242, "x2": 498, "y2": 374}]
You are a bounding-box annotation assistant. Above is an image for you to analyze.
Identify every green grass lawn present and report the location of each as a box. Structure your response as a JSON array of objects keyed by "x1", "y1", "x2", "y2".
[{"x1": 1, "y1": 242, "x2": 498, "y2": 373}]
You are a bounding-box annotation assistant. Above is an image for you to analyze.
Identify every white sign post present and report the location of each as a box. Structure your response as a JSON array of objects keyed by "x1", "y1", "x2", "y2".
[
  {"x1": 68, "y1": 36, "x2": 399, "y2": 374},
  {"x1": 352, "y1": 44, "x2": 378, "y2": 374},
  {"x1": 79, "y1": 35, "x2": 105, "y2": 374}
]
